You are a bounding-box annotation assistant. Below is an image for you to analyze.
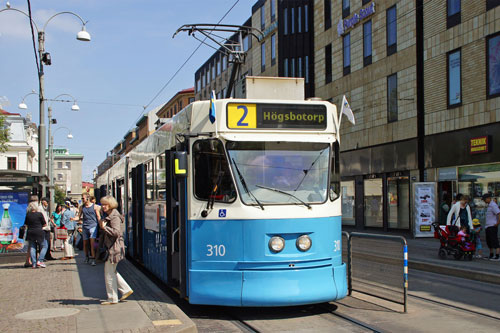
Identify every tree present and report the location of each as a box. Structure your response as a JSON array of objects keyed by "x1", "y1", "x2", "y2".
[
  {"x1": 54, "y1": 185, "x2": 66, "y2": 206},
  {"x1": 0, "y1": 115, "x2": 9, "y2": 153}
]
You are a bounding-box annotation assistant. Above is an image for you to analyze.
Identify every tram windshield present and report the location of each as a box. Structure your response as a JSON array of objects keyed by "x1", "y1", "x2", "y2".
[{"x1": 227, "y1": 141, "x2": 330, "y2": 206}]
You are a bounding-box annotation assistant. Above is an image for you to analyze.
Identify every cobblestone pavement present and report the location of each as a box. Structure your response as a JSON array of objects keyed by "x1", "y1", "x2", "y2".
[{"x1": 0, "y1": 250, "x2": 196, "y2": 333}]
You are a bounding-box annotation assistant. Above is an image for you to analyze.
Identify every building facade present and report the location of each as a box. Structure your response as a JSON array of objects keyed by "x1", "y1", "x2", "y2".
[
  {"x1": 156, "y1": 87, "x2": 195, "y2": 121},
  {"x1": 51, "y1": 148, "x2": 83, "y2": 202}
]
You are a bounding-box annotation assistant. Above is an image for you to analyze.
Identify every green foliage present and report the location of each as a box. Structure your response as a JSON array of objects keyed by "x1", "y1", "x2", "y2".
[
  {"x1": 54, "y1": 185, "x2": 66, "y2": 205},
  {"x1": 0, "y1": 115, "x2": 9, "y2": 153}
]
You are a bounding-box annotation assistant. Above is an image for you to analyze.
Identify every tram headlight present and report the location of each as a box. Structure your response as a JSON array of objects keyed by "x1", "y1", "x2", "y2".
[
  {"x1": 269, "y1": 236, "x2": 285, "y2": 253},
  {"x1": 296, "y1": 235, "x2": 312, "y2": 252}
]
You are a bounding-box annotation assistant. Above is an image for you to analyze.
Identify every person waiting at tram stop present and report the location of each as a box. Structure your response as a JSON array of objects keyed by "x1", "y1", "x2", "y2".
[
  {"x1": 23, "y1": 202, "x2": 48, "y2": 268},
  {"x1": 446, "y1": 194, "x2": 473, "y2": 233},
  {"x1": 482, "y1": 193, "x2": 500, "y2": 261},
  {"x1": 71, "y1": 193, "x2": 101, "y2": 266}
]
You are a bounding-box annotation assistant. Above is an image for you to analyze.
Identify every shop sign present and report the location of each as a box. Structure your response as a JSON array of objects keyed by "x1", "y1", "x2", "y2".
[
  {"x1": 470, "y1": 136, "x2": 489, "y2": 154},
  {"x1": 438, "y1": 167, "x2": 457, "y2": 181},
  {"x1": 337, "y1": 1, "x2": 376, "y2": 36},
  {"x1": 413, "y1": 182, "x2": 437, "y2": 238}
]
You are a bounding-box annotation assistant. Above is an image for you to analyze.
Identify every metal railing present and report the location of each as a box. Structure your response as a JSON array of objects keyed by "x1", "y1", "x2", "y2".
[{"x1": 343, "y1": 231, "x2": 408, "y2": 313}]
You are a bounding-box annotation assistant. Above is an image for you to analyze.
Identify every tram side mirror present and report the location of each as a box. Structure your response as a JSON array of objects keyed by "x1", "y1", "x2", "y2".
[{"x1": 174, "y1": 151, "x2": 188, "y2": 178}]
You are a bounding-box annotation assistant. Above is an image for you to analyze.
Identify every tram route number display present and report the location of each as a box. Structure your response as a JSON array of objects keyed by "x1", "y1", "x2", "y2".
[{"x1": 227, "y1": 103, "x2": 327, "y2": 130}]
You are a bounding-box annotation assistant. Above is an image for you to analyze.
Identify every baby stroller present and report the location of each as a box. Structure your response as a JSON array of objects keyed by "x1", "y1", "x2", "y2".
[{"x1": 432, "y1": 222, "x2": 475, "y2": 260}]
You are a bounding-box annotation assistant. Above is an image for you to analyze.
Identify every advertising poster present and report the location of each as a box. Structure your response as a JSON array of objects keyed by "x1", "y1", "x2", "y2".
[
  {"x1": 0, "y1": 191, "x2": 29, "y2": 253},
  {"x1": 413, "y1": 183, "x2": 437, "y2": 238}
]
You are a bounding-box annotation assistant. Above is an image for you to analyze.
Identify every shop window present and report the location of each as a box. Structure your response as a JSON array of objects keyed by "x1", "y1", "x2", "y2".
[
  {"x1": 487, "y1": 0, "x2": 500, "y2": 11},
  {"x1": 447, "y1": 48, "x2": 461, "y2": 107},
  {"x1": 261, "y1": 42, "x2": 266, "y2": 72},
  {"x1": 341, "y1": 181, "x2": 355, "y2": 225},
  {"x1": 387, "y1": 177, "x2": 410, "y2": 229},
  {"x1": 145, "y1": 159, "x2": 154, "y2": 201},
  {"x1": 363, "y1": 20, "x2": 372, "y2": 66},
  {"x1": 325, "y1": 44, "x2": 332, "y2": 83},
  {"x1": 447, "y1": 0, "x2": 461, "y2": 29},
  {"x1": 342, "y1": 0, "x2": 350, "y2": 19},
  {"x1": 387, "y1": 5, "x2": 397, "y2": 56},
  {"x1": 271, "y1": 34, "x2": 276, "y2": 66},
  {"x1": 324, "y1": 0, "x2": 331, "y2": 30},
  {"x1": 193, "y1": 139, "x2": 236, "y2": 203},
  {"x1": 487, "y1": 32, "x2": 500, "y2": 98},
  {"x1": 343, "y1": 33, "x2": 351, "y2": 76},
  {"x1": 364, "y1": 178, "x2": 383, "y2": 227},
  {"x1": 7, "y1": 157, "x2": 16, "y2": 170},
  {"x1": 387, "y1": 73, "x2": 398, "y2": 122}
]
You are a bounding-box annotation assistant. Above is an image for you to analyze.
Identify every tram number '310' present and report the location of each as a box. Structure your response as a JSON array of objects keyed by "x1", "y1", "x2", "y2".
[
  {"x1": 206, "y1": 244, "x2": 226, "y2": 257},
  {"x1": 334, "y1": 240, "x2": 341, "y2": 252}
]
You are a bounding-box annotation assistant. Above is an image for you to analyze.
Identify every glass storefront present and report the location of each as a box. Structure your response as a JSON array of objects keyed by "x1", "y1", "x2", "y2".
[
  {"x1": 387, "y1": 176, "x2": 410, "y2": 229},
  {"x1": 364, "y1": 178, "x2": 383, "y2": 227},
  {"x1": 341, "y1": 181, "x2": 355, "y2": 225}
]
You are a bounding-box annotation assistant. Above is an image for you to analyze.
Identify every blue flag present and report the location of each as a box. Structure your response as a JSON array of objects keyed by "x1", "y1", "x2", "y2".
[{"x1": 209, "y1": 90, "x2": 216, "y2": 124}]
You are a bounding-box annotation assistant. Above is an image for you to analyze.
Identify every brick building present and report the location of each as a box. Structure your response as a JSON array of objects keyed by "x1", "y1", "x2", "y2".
[{"x1": 156, "y1": 87, "x2": 195, "y2": 122}]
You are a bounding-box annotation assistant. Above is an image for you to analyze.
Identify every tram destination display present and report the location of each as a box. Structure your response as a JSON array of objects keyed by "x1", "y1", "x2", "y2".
[{"x1": 227, "y1": 103, "x2": 327, "y2": 130}]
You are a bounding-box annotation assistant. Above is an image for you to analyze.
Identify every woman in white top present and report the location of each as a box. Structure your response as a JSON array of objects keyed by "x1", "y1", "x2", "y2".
[{"x1": 446, "y1": 194, "x2": 473, "y2": 231}]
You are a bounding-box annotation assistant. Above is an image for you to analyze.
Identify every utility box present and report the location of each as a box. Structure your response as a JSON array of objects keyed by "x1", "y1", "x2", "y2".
[{"x1": 243, "y1": 76, "x2": 305, "y2": 100}]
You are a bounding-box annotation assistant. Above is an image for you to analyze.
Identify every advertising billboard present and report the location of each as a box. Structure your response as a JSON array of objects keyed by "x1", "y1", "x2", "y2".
[{"x1": 0, "y1": 191, "x2": 29, "y2": 253}]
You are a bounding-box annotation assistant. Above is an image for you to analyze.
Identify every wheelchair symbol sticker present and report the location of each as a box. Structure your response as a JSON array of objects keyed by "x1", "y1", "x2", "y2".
[{"x1": 218, "y1": 209, "x2": 227, "y2": 218}]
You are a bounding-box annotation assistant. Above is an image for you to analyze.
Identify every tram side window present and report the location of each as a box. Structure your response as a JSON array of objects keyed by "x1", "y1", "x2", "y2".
[
  {"x1": 145, "y1": 159, "x2": 154, "y2": 201},
  {"x1": 156, "y1": 153, "x2": 166, "y2": 200},
  {"x1": 193, "y1": 139, "x2": 236, "y2": 203},
  {"x1": 330, "y1": 142, "x2": 340, "y2": 201}
]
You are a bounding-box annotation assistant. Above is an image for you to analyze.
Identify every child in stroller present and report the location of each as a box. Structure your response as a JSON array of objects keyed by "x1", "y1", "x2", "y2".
[{"x1": 432, "y1": 222, "x2": 476, "y2": 260}]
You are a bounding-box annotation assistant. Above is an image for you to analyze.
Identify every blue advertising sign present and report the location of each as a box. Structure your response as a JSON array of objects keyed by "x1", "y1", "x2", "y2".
[{"x1": 0, "y1": 191, "x2": 29, "y2": 253}]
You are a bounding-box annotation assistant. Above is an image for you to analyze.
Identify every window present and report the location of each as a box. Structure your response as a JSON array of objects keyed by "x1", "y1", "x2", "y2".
[
  {"x1": 291, "y1": 58, "x2": 295, "y2": 77},
  {"x1": 271, "y1": 34, "x2": 276, "y2": 66},
  {"x1": 189, "y1": 97, "x2": 195, "y2": 104},
  {"x1": 330, "y1": 142, "x2": 340, "y2": 202},
  {"x1": 305, "y1": 55, "x2": 309, "y2": 83},
  {"x1": 387, "y1": 5, "x2": 397, "y2": 56},
  {"x1": 298, "y1": 6, "x2": 302, "y2": 33},
  {"x1": 284, "y1": 8, "x2": 288, "y2": 35},
  {"x1": 222, "y1": 55, "x2": 227, "y2": 71},
  {"x1": 447, "y1": 0, "x2": 461, "y2": 29},
  {"x1": 324, "y1": 0, "x2": 331, "y2": 30},
  {"x1": 145, "y1": 159, "x2": 154, "y2": 201},
  {"x1": 305, "y1": 5, "x2": 309, "y2": 32},
  {"x1": 261, "y1": 42, "x2": 266, "y2": 72},
  {"x1": 57, "y1": 173, "x2": 63, "y2": 181},
  {"x1": 325, "y1": 44, "x2": 332, "y2": 83},
  {"x1": 57, "y1": 162, "x2": 63, "y2": 169},
  {"x1": 197, "y1": 78, "x2": 201, "y2": 91},
  {"x1": 387, "y1": 176, "x2": 410, "y2": 229},
  {"x1": 364, "y1": 178, "x2": 383, "y2": 227},
  {"x1": 291, "y1": 7, "x2": 295, "y2": 34},
  {"x1": 7, "y1": 157, "x2": 16, "y2": 170},
  {"x1": 193, "y1": 139, "x2": 236, "y2": 203},
  {"x1": 487, "y1": 32, "x2": 500, "y2": 98},
  {"x1": 298, "y1": 57, "x2": 303, "y2": 78},
  {"x1": 487, "y1": 0, "x2": 500, "y2": 10},
  {"x1": 271, "y1": 0, "x2": 275, "y2": 22},
  {"x1": 65, "y1": 162, "x2": 71, "y2": 169},
  {"x1": 261, "y1": 4, "x2": 265, "y2": 30},
  {"x1": 447, "y1": 49, "x2": 461, "y2": 107},
  {"x1": 243, "y1": 35, "x2": 250, "y2": 52},
  {"x1": 362, "y1": 0, "x2": 371, "y2": 5},
  {"x1": 217, "y1": 58, "x2": 221, "y2": 76},
  {"x1": 284, "y1": 58, "x2": 289, "y2": 77},
  {"x1": 211, "y1": 63, "x2": 215, "y2": 80},
  {"x1": 155, "y1": 153, "x2": 166, "y2": 200},
  {"x1": 363, "y1": 20, "x2": 372, "y2": 66},
  {"x1": 343, "y1": 33, "x2": 351, "y2": 75},
  {"x1": 179, "y1": 100, "x2": 183, "y2": 109},
  {"x1": 202, "y1": 71, "x2": 205, "y2": 87},
  {"x1": 342, "y1": 0, "x2": 350, "y2": 19},
  {"x1": 387, "y1": 73, "x2": 398, "y2": 122},
  {"x1": 341, "y1": 181, "x2": 355, "y2": 225}
]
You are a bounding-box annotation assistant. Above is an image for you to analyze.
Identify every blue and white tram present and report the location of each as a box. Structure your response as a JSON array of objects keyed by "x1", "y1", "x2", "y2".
[{"x1": 96, "y1": 88, "x2": 347, "y2": 306}]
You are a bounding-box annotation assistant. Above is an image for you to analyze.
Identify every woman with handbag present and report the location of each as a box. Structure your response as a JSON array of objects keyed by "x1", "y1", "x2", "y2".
[
  {"x1": 61, "y1": 202, "x2": 76, "y2": 260},
  {"x1": 24, "y1": 202, "x2": 48, "y2": 268},
  {"x1": 98, "y1": 195, "x2": 133, "y2": 305},
  {"x1": 446, "y1": 194, "x2": 473, "y2": 233}
]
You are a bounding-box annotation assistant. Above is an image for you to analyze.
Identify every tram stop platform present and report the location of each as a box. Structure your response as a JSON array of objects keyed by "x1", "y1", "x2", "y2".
[{"x1": 0, "y1": 250, "x2": 196, "y2": 333}]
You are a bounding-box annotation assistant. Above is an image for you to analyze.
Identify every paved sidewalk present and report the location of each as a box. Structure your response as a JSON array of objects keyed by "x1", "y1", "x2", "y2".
[{"x1": 0, "y1": 250, "x2": 196, "y2": 333}]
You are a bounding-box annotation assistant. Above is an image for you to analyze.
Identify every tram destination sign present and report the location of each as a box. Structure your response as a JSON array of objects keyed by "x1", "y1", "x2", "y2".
[{"x1": 227, "y1": 103, "x2": 327, "y2": 130}]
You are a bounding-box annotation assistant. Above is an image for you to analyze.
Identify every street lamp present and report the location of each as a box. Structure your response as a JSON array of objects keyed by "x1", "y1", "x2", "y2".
[
  {"x1": 50, "y1": 126, "x2": 74, "y2": 211},
  {"x1": 1, "y1": 4, "x2": 91, "y2": 197}
]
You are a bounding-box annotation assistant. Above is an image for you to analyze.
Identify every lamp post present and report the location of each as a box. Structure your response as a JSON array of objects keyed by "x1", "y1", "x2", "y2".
[
  {"x1": 1, "y1": 4, "x2": 91, "y2": 197},
  {"x1": 50, "y1": 126, "x2": 74, "y2": 211}
]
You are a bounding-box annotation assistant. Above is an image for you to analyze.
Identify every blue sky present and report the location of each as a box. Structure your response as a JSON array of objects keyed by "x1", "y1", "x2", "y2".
[{"x1": 0, "y1": 0, "x2": 252, "y2": 181}]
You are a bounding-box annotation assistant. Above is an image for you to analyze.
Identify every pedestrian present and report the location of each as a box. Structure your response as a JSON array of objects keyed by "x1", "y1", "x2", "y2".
[
  {"x1": 446, "y1": 194, "x2": 473, "y2": 233},
  {"x1": 60, "y1": 201, "x2": 76, "y2": 260},
  {"x1": 51, "y1": 204, "x2": 63, "y2": 250},
  {"x1": 99, "y1": 195, "x2": 133, "y2": 305},
  {"x1": 482, "y1": 193, "x2": 500, "y2": 261},
  {"x1": 39, "y1": 197, "x2": 56, "y2": 261},
  {"x1": 24, "y1": 202, "x2": 48, "y2": 268},
  {"x1": 472, "y1": 219, "x2": 483, "y2": 259},
  {"x1": 24, "y1": 195, "x2": 39, "y2": 267},
  {"x1": 72, "y1": 193, "x2": 100, "y2": 266}
]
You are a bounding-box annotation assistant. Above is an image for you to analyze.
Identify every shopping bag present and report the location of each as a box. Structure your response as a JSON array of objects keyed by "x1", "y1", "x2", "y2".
[
  {"x1": 18, "y1": 225, "x2": 27, "y2": 240},
  {"x1": 55, "y1": 227, "x2": 68, "y2": 240}
]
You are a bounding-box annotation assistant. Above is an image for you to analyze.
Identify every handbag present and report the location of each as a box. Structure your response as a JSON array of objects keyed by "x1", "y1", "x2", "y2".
[
  {"x1": 55, "y1": 226, "x2": 68, "y2": 240},
  {"x1": 18, "y1": 225, "x2": 27, "y2": 240},
  {"x1": 98, "y1": 246, "x2": 110, "y2": 261}
]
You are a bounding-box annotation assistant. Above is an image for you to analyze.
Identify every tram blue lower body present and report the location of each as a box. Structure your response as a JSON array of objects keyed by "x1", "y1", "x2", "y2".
[{"x1": 188, "y1": 216, "x2": 347, "y2": 306}]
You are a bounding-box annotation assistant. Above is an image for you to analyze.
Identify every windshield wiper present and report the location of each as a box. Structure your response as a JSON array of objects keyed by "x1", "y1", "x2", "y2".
[
  {"x1": 255, "y1": 184, "x2": 311, "y2": 209},
  {"x1": 231, "y1": 158, "x2": 264, "y2": 210}
]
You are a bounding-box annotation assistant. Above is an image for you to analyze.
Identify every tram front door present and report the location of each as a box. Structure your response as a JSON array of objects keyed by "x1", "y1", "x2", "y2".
[{"x1": 166, "y1": 150, "x2": 187, "y2": 298}]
